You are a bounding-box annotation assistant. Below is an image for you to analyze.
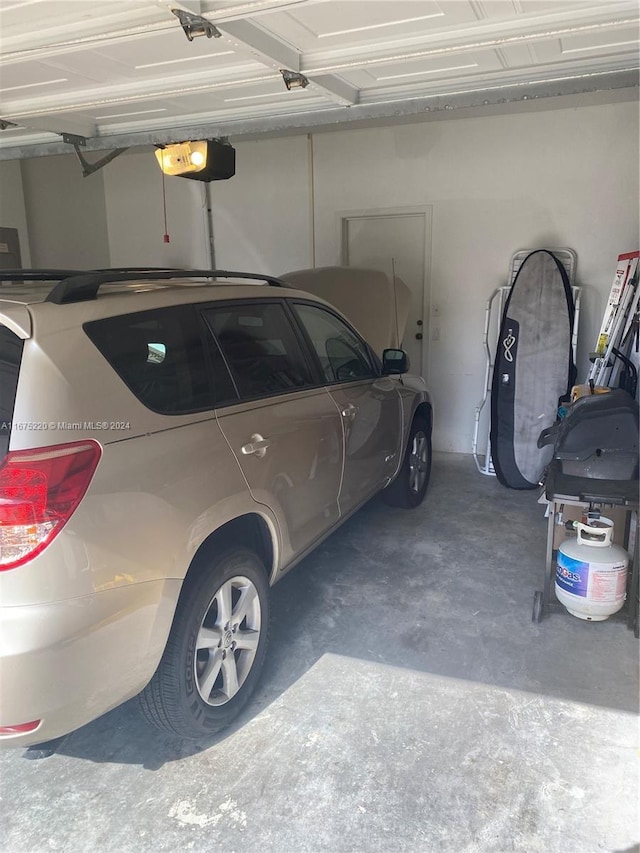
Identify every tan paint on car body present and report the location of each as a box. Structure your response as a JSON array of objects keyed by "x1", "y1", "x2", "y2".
[{"x1": 0, "y1": 277, "x2": 431, "y2": 745}]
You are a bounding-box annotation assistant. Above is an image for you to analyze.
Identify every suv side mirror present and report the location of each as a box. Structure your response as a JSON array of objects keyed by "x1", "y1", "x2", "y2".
[{"x1": 382, "y1": 348, "x2": 408, "y2": 375}]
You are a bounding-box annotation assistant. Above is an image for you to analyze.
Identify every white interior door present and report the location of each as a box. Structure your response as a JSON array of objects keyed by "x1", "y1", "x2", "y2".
[{"x1": 342, "y1": 211, "x2": 430, "y2": 378}]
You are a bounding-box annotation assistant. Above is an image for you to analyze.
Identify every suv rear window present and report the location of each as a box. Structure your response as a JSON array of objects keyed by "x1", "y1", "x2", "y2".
[
  {"x1": 0, "y1": 326, "x2": 24, "y2": 459},
  {"x1": 85, "y1": 305, "x2": 213, "y2": 414}
]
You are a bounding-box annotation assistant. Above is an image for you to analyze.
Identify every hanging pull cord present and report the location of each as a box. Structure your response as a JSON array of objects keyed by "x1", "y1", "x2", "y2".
[{"x1": 161, "y1": 170, "x2": 170, "y2": 243}]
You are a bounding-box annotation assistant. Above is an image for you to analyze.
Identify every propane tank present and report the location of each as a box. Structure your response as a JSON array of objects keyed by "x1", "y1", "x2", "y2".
[{"x1": 556, "y1": 516, "x2": 628, "y2": 621}]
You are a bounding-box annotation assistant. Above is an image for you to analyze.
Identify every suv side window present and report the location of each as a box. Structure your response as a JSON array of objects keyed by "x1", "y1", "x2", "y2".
[
  {"x1": 204, "y1": 303, "x2": 313, "y2": 400},
  {"x1": 85, "y1": 305, "x2": 213, "y2": 414},
  {"x1": 293, "y1": 303, "x2": 376, "y2": 384}
]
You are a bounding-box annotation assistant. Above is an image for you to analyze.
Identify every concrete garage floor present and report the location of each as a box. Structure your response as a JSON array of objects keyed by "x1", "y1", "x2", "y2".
[{"x1": 1, "y1": 453, "x2": 638, "y2": 853}]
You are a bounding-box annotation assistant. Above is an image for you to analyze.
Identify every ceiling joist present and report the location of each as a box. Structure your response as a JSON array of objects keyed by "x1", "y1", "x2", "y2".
[{"x1": 216, "y1": 18, "x2": 300, "y2": 72}]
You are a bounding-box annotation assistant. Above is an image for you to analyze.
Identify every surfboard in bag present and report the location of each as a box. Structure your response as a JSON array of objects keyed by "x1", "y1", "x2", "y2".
[{"x1": 490, "y1": 249, "x2": 575, "y2": 490}]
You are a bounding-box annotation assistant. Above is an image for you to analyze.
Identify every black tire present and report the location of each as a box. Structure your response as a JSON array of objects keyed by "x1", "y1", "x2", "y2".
[
  {"x1": 139, "y1": 547, "x2": 270, "y2": 739},
  {"x1": 383, "y1": 413, "x2": 432, "y2": 509}
]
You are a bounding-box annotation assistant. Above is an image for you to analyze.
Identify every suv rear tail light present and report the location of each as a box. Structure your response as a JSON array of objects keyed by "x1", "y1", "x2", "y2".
[
  {"x1": 0, "y1": 440, "x2": 101, "y2": 570},
  {"x1": 0, "y1": 720, "x2": 41, "y2": 736}
]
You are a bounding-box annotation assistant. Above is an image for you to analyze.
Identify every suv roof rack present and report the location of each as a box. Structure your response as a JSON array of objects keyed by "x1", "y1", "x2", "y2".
[
  {"x1": 0, "y1": 268, "x2": 189, "y2": 284},
  {"x1": 0, "y1": 269, "x2": 85, "y2": 282},
  {"x1": 46, "y1": 269, "x2": 288, "y2": 305}
]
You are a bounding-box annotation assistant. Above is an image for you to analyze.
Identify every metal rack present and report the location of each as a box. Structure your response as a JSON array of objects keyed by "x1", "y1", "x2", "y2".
[{"x1": 586, "y1": 253, "x2": 639, "y2": 391}]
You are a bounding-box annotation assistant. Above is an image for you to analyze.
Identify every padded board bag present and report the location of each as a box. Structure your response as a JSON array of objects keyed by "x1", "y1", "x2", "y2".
[{"x1": 490, "y1": 249, "x2": 575, "y2": 489}]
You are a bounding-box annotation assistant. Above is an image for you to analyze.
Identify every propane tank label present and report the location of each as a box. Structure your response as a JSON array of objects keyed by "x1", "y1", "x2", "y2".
[
  {"x1": 590, "y1": 562, "x2": 627, "y2": 601},
  {"x1": 556, "y1": 552, "x2": 589, "y2": 597}
]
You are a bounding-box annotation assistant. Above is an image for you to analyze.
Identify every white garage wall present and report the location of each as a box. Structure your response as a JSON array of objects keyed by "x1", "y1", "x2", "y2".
[
  {"x1": 20, "y1": 154, "x2": 110, "y2": 269},
  {"x1": 212, "y1": 100, "x2": 639, "y2": 454},
  {"x1": 102, "y1": 149, "x2": 210, "y2": 268},
  {"x1": 0, "y1": 160, "x2": 32, "y2": 266},
  {"x1": 207, "y1": 135, "x2": 312, "y2": 273},
  {"x1": 13, "y1": 149, "x2": 211, "y2": 270},
  {"x1": 102, "y1": 142, "x2": 309, "y2": 268},
  {"x1": 10, "y1": 99, "x2": 639, "y2": 455}
]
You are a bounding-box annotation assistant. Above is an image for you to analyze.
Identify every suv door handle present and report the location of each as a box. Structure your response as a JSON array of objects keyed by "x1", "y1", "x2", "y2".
[
  {"x1": 341, "y1": 404, "x2": 358, "y2": 421},
  {"x1": 241, "y1": 434, "x2": 271, "y2": 457}
]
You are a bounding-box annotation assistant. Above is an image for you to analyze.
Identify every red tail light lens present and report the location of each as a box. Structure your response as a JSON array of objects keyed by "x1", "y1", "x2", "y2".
[
  {"x1": 0, "y1": 440, "x2": 102, "y2": 570},
  {"x1": 0, "y1": 720, "x2": 41, "y2": 736}
]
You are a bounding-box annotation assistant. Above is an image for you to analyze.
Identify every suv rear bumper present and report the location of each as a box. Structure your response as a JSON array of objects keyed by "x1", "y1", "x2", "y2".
[{"x1": 0, "y1": 579, "x2": 181, "y2": 747}]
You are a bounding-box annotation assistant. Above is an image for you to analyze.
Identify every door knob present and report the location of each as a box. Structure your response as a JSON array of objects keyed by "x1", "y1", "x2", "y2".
[
  {"x1": 341, "y1": 404, "x2": 358, "y2": 421},
  {"x1": 241, "y1": 434, "x2": 271, "y2": 457}
]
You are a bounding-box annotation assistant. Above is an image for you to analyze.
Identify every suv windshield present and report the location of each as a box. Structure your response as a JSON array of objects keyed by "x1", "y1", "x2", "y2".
[{"x1": 0, "y1": 325, "x2": 24, "y2": 460}]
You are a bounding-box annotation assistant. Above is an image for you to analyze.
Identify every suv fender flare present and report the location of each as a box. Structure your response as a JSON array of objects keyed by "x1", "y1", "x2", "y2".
[
  {"x1": 390, "y1": 393, "x2": 432, "y2": 482},
  {"x1": 186, "y1": 502, "x2": 281, "y2": 587}
]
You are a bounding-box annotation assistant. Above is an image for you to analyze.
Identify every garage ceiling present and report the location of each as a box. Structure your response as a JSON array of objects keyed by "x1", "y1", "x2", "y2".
[{"x1": 0, "y1": 0, "x2": 638, "y2": 159}]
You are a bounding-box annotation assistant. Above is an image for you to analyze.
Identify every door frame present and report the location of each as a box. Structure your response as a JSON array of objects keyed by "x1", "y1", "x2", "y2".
[{"x1": 338, "y1": 206, "x2": 433, "y2": 381}]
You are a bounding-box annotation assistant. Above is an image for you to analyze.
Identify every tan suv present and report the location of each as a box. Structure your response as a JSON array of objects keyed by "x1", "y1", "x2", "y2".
[{"x1": 0, "y1": 268, "x2": 432, "y2": 747}]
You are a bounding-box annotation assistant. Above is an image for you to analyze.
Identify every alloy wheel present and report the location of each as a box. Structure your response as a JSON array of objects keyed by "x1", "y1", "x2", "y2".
[
  {"x1": 408, "y1": 430, "x2": 429, "y2": 494},
  {"x1": 194, "y1": 575, "x2": 261, "y2": 706}
]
